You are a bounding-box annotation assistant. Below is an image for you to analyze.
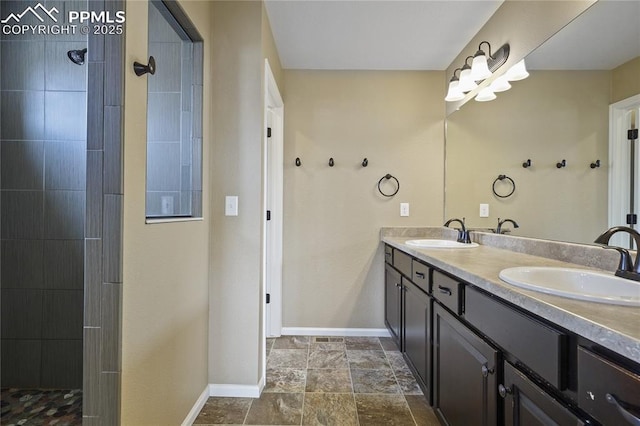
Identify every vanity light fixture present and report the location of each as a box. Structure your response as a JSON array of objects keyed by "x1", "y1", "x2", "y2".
[
  {"x1": 470, "y1": 41, "x2": 494, "y2": 81},
  {"x1": 489, "y1": 74, "x2": 511, "y2": 92},
  {"x1": 506, "y1": 58, "x2": 529, "y2": 81},
  {"x1": 445, "y1": 68, "x2": 465, "y2": 102},
  {"x1": 458, "y1": 56, "x2": 479, "y2": 93},
  {"x1": 475, "y1": 86, "x2": 496, "y2": 102}
]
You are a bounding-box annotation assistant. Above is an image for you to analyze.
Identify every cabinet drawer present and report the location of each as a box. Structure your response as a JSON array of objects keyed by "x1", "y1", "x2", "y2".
[
  {"x1": 393, "y1": 249, "x2": 412, "y2": 278},
  {"x1": 578, "y1": 347, "x2": 640, "y2": 426},
  {"x1": 465, "y1": 287, "x2": 566, "y2": 389},
  {"x1": 432, "y1": 270, "x2": 462, "y2": 315},
  {"x1": 412, "y1": 260, "x2": 430, "y2": 293},
  {"x1": 384, "y1": 244, "x2": 393, "y2": 265}
]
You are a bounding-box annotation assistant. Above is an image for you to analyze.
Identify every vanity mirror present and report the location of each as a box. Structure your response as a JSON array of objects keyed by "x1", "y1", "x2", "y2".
[{"x1": 445, "y1": 0, "x2": 640, "y2": 246}]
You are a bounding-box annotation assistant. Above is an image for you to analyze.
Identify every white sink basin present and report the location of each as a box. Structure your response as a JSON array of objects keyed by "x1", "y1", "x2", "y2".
[
  {"x1": 405, "y1": 239, "x2": 479, "y2": 249},
  {"x1": 499, "y1": 267, "x2": 640, "y2": 306}
]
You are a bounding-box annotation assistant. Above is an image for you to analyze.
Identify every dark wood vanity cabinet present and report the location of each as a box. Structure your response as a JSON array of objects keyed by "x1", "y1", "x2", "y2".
[
  {"x1": 433, "y1": 303, "x2": 498, "y2": 426},
  {"x1": 501, "y1": 361, "x2": 584, "y2": 426},
  {"x1": 384, "y1": 263, "x2": 402, "y2": 348},
  {"x1": 403, "y1": 276, "x2": 432, "y2": 391}
]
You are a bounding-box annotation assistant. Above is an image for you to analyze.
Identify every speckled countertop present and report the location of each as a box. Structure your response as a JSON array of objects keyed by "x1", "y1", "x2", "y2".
[{"x1": 381, "y1": 227, "x2": 640, "y2": 364}]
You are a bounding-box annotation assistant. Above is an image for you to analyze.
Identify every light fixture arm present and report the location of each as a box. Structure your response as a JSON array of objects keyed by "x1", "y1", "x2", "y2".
[{"x1": 477, "y1": 41, "x2": 493, "y2": 59}]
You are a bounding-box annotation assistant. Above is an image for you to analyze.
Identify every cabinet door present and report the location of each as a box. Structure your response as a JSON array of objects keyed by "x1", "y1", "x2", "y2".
[
  {"x1": 433, "y1": 304, "x2": 498, "y2": 426},
  {"x1": 404, "y1": 278, "x2": 432, "y2": 400},
  {"x1": 502, "y1": 362, "x2": 585, "y2": 426},
  {"x1": 385, "y1": 264, "x2": 402, "y2": 348}
]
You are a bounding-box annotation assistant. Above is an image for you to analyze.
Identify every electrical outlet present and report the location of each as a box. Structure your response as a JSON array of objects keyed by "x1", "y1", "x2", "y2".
[
  {"x1": 479, "y1": 203, "x2": 489, "y2": 218},
  {"x1": 400, "y1": 203, "x2": 410, "y2": 217},
  {"x1": 225, "y1": 196, "x2": 238, "y2": 216}
]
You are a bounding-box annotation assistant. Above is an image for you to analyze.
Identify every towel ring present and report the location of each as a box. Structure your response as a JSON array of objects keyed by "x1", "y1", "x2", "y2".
[
  {"x1": 492, "y1": 174, "x2": 515, "y2": 198},
  {"x1": 378, "y1": 174, "x2": 400, "y2": 197}
]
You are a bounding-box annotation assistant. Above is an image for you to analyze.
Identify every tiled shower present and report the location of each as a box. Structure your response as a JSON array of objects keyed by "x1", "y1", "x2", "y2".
[
  {"x1": 0, "y1": 2, "x2": 88, "y2": 389},
  {"x1": 1, "y1": 0, "x2": 125, "y2": 423}
]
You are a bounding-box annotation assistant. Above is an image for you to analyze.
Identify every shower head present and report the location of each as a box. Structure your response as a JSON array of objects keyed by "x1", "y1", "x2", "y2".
[{"x1": 67, "y1": 48, "x2": 87, "y2": 66}]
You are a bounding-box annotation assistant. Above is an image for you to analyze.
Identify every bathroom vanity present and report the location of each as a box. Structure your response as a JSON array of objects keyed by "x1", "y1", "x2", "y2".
[{"x1": 382, "y1": 228, "x2": 640, "y2": 426}]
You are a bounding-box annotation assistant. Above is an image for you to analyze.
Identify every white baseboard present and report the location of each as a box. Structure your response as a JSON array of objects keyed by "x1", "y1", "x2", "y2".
[
  {"x1": 209, "y1": 383, "x2": 261, "y2": 398},
  {"x1": 181, "y1": 385, "x2": 210, "y2": 426},
  {"x1": 281, "y1": 327, "x2": 390, "y2": 337}
]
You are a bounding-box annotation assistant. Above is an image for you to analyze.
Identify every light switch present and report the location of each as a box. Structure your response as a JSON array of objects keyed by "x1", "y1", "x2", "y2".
[
  {"x1": 400, "y1": 203, "x2": 410, "y2": 217},
  {"x1": 479, "y1": 203, "x2": 489, "y2": 218},
  {"x1": 225, "y1": 196, "x2": 238, "y2": 216}
]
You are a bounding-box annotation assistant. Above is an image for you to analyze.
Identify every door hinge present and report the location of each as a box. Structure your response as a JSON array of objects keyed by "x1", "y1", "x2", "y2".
[
  {"x1": 627, "y1": 214, "x2": 638, "y2": 225},
  {"x1": 266, "y1": 293, "x2": 271, "y2": 304},
  {"x1": 267, "y1": 127, "x2": 272, "y2": 138},
  {"x1": 629, "y1": 128, "x2": 639, "y2": 141},
  {"x1": 266, "y1": 210, "x2": 271, "y2": 221}
]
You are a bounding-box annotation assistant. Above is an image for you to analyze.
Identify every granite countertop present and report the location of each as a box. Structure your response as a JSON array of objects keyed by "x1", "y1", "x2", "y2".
[{"x1": 381, "y1": 229, "x2": 640, "y2": 364}]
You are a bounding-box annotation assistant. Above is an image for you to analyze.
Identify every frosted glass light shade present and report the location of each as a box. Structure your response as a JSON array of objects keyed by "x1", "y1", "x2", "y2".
[
  {"x1": 490, "y1": 74, "x2": 511, "y2": 92},
  {"x1": 506, "y1": 59, "x2": 529, "y2": 81},
  {"x1": 445, "y1": 80, "x2": 465, "y2": 102},
  {"x1": 458, "y1": 67, "x2": 478, "y2": 92},
  {"x1": 470, "y1": 52, "x2": 492, "y2": 81},
  {"x1": 475, "y1": 87, "x2": 496, "y2": 102}
]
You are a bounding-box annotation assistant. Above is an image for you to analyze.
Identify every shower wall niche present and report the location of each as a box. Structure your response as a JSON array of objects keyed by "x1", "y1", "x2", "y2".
[{"x1": 0, "y1": 1, "x2": 88, "y2": 388}]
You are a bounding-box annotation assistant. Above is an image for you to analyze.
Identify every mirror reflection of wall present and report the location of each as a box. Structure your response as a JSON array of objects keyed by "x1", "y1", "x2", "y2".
[{"x1": 445, "y1": 0, "x2": 640, "y2": 245}]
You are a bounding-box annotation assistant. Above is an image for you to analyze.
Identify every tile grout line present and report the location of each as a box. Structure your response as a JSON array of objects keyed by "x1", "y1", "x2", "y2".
[
  {"x1": 384, "y1": 349, "x2": 419, "y2": 426},
  {"x1": 299, "y1": 336, "x2": 311, "y2": 425}
]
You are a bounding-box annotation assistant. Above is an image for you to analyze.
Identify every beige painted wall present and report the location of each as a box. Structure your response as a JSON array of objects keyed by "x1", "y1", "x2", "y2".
[
  {"x1": 282, "y1": 70, "x2": 444, "y2": 328},
  {"x1": 209, "y1": 0, "x2": 265, "y2": 387},
  {"x1": 446, "y1": 71, "x2": 610, "y2": 244},
  {"x1": 121, "y1": 0, "x2": 211, "y2": 424},
  {"x1": 612, "y1": 56, "x2": 640, "y2": 103}
]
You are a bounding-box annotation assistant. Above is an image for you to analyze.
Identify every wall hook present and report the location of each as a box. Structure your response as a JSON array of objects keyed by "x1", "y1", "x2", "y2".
[
  {"x1": 362, "y1": 158, "x2": 368, "y2": 167},
  {"x1": 556, "y1": 159, "x2": 566, "y2": 168},
  {"x1": 329, "y1": 158, "x2": 334, "y2": 167},
  {"x1": 133, "y1": 56, "x2": 156, "y2": 76},
  {"x1": 522, "y1": 159, "x2": 531, "y2": 168},
  {"x1": 590, "y1": 160, "x2": 601, "y2": 169},
  {"x1": 295, "y1": 157, "x2": 301, "y2": 167}
]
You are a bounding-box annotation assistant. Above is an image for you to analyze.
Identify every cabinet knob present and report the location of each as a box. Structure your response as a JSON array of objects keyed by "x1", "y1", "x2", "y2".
[
  {"x1": 396, "y1": 283, "x2": 402, "y2": 288},
  {"x1": 498, "y1": 384, "x2": 512, "y2": 398},
  {"x1": 481, "y1": 364, "x2": 493, "y2": 377}
]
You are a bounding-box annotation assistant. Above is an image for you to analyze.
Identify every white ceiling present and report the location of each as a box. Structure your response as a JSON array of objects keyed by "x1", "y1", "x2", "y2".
[
  {"x1": 265, "y1": 0, "x2": 640, "y2": 72},
  {"x1": 264, "y1": 0, "x2": 503, "y2": 70}
]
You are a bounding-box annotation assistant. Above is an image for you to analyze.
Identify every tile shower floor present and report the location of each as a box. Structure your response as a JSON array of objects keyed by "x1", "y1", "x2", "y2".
[{"x1": 193, "y1": 336, "x2": 440, "y2": 425}]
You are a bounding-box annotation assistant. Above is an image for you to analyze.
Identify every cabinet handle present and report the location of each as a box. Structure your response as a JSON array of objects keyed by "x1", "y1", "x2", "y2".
[
  {"x1": 396, "y1": 283, "x2": 402, "y2": 288},
  {"x1": 438, "y1": 285, "x2": 452, "y2": 295},
  {"x1": 481, "y1": 365, "x2": 494, "y2": 377},
  {"x1": 498, "y1": 384, "x2": 512, "y2": 398},
  {"x1": 606, "y1": 393, "x2": 640, "y2": 426},
  {"x1": 415, "y1": 271, "x2": 425, "y2": 279}
]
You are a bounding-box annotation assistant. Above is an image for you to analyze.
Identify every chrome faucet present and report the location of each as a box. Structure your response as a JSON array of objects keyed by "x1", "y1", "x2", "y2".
[
  {"x1": 444, "y1": 217, "x2": 471, "y2": 244},
  {"x1": 495, "y1": 218, "x2": 519, "y2": 234},
  {"x1": 594, "y1": 226, "x2": 640, "y2": 282}
]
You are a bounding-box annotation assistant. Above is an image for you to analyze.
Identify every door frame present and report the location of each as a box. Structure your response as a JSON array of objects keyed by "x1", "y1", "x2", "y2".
[
  {"x1": 262, "y1": 59, "x2": 284, "y2": 345},
  {"x1": 608, "y1": 94, "x2": 640, "y2": 248}
]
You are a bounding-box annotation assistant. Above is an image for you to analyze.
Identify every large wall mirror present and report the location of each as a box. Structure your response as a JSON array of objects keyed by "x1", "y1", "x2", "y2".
[{"x1": 445, "y1": 0, "x2": 640, "y2": 247}]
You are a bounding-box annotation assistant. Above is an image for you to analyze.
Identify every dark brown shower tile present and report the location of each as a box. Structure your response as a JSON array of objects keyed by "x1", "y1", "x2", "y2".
[
  {"x1": 192, "y1": 397, "x2": 252, "y2": 425},
  {"x1": 244, "y1": 392, "x2": 303, "y2": 425},
  {"x1": 308, "y1": 348, "x2": 348, "y2": 369},
  {"x1": 354, "y1": 394, "x2": 415, "y2": 426},
  {"x1": 273, "y1": 335, "x2": 310, "y2": 349},
  {"x1": 405, "y1": 395, "x2": 440, "y2": 426},
  {"x1": 345, "y1": 336, "x2": 383, "y2": 350},
  {"x1": 346, "y1": 350, "x2": 390, "y2": 370},
  {"x1": 351, "y1": 369, "x2": 401, "y2": 394},
  {"x1": 302, "y1": 392, "x2": 358, "y2": 426},
  {"x1": 266, "y1": 349, "x2": 308, "y2": 369},
  {"x1": 305, "y1": 369, "x2": 352, "y2": 393},
  {"x1": 264, "y1": 368, "x2": 306, "y2": 393}
]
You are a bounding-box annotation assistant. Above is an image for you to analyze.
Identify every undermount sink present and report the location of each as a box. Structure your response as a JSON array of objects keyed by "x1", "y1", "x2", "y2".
[
  {"x1": 405, "y1": 239, "x2": 479, "y2": 249},
  {"x1": 499, "y1": 267, "x2": 640, "y2": 306}
]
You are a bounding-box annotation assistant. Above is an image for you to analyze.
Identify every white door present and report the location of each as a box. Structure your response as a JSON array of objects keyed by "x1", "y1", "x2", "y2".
[{"x1": 608, "y1": 95, "x2": 640, "y2": 249}]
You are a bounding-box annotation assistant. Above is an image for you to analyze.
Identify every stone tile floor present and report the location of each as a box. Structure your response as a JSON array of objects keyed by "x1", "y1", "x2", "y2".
[{"x1": 193, "y1": 336, "x2": 440, "y2": 425}]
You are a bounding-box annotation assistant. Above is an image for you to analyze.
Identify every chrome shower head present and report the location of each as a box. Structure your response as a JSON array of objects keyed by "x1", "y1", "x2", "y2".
[{"x1": 67, "y1": 48, "x2": 87, "y2": 65}]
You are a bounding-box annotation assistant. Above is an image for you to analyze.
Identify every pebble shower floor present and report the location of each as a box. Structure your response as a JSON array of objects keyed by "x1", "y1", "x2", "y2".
[{"x1": 0, "y1": 388, "x2": 82, "y2": 425}]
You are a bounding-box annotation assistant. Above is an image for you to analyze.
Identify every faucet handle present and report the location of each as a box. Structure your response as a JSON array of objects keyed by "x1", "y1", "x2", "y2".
[{"x1": 602, "y1": 246, "x2": 633, "y2": 272}]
